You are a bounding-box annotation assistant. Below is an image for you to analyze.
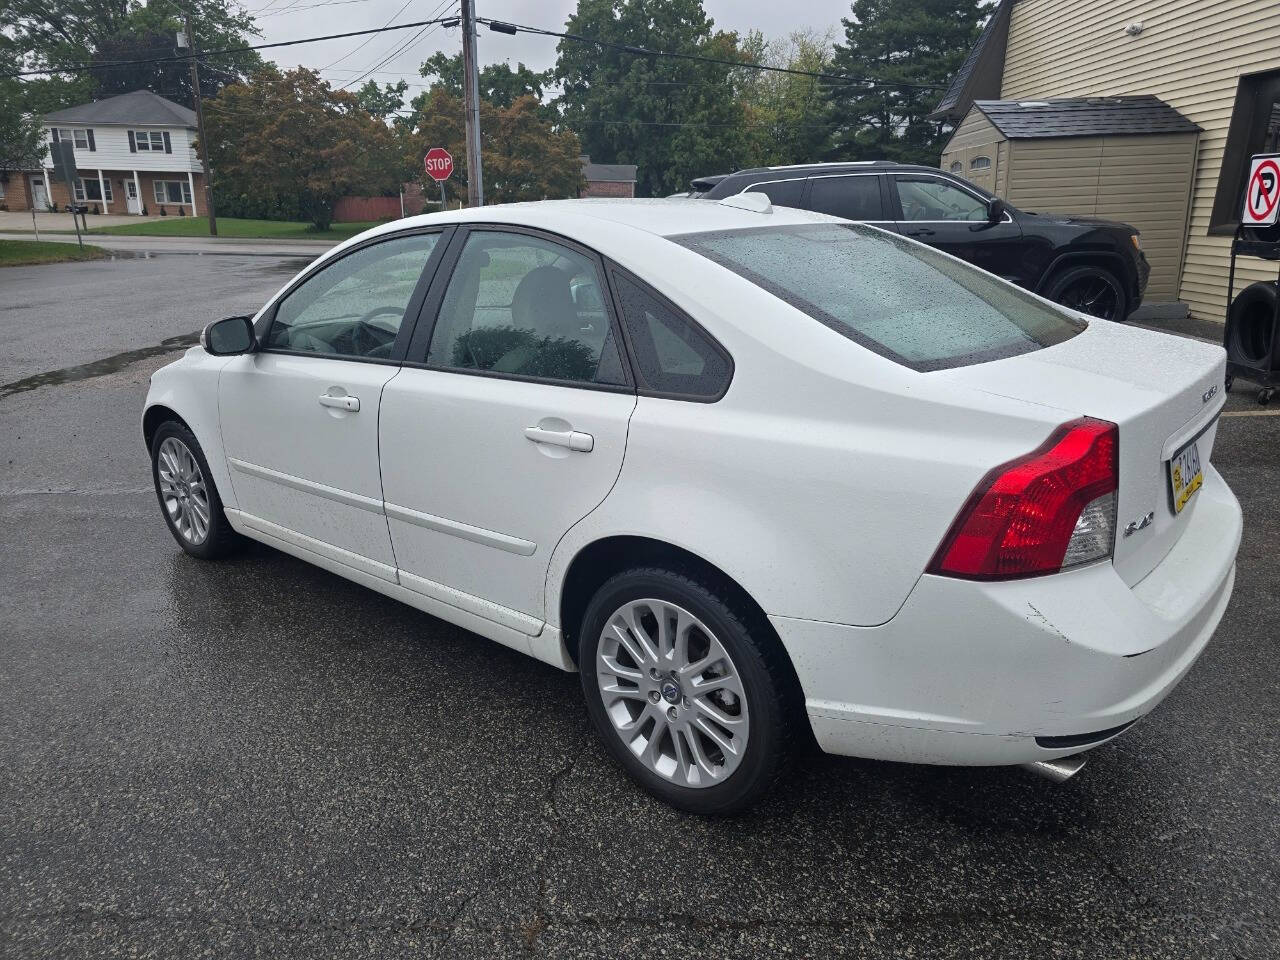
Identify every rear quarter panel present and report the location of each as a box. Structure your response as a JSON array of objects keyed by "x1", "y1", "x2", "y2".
[{"x1": 543, "y1": 240, "x2": 1071, "y2": 628}]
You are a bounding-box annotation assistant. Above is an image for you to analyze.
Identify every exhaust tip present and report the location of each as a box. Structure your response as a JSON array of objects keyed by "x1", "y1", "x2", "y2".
[{"x1": 1020, "y1": 754, "x2": 1088, "y2": 784}]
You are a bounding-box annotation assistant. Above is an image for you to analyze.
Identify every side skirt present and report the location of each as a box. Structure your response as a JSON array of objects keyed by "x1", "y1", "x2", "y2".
[{"x1": 225, "y1": 509, "x2": 575, "y2": 671}]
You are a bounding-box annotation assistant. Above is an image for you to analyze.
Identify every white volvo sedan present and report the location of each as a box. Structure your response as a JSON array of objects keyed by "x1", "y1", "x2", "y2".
[{"x1": 143, "y1": 197, "x2": 1241, "y2": 813}]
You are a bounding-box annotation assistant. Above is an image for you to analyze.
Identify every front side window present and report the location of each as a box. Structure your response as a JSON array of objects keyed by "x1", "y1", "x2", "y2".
[
  {"x1": 895, "y1": 176, "x2": 988, "y2": 222},
  {"x1": 675, "y1": 223, "x2": 1083, "y2": 372},
  {"x1": 425, "y1": 231, "x2": 626, "y2": 386},
  {"x1": 742, "y1": 179, "x2": 804, "y2": 208},
  {"x1": 265, "y1": 233, "x2": 439, "y2": 360},
  {"x1": 807, "y1": 175, "x2": 884, "y2": 221},
  {"x1": 612, "y1": 273, "x2": 730, "y2": 399}
]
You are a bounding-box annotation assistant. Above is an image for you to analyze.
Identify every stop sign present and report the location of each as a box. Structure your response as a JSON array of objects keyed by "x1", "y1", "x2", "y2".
[{"x1": 424, "y1": 147, "x2": 454, "y2": 182}]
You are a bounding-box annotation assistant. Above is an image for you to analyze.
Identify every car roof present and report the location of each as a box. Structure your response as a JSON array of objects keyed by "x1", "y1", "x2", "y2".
[{"x1": 351, "y1": 197, "x2": 837, "y2": 246}]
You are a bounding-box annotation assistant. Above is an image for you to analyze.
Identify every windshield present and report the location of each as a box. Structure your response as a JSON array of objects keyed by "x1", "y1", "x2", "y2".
[{"x1": 673, "y1": 223, "x2": 1084, "y2": 371}]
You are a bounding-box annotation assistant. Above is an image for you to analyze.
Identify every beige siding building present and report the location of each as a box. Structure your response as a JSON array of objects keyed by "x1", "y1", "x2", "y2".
[{"x1": 933, "y1": 0, "x2": 1280, "y2": 323}]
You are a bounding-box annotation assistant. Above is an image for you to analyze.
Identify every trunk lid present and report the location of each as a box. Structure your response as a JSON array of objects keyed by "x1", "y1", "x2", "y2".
[{"x1": 938, "y1": 320, "x2": 1226, "y2": 586}]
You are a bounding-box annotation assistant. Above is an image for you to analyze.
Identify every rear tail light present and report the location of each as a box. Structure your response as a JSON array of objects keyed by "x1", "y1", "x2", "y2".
[{"x1": 928, "y1": 418, "x2": 1118, "y2": 580}]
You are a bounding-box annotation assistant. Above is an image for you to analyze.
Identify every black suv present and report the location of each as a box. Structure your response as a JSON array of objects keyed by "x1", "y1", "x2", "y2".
[{"x1": 691, "y1": 162, "x2": 1149, "y2": 321}]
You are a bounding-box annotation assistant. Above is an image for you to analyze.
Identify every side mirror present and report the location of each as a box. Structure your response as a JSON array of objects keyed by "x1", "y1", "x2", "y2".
[
  {"x1": 201, "y1": 315, "x2": 256, "y2": 356},
  {"x1": 986, "y1": 197, "x2": 1006, "y2": 223}
]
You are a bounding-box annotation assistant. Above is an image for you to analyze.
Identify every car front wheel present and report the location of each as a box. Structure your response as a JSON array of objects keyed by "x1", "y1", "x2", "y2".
[
  {"x1": 578, "y1": 566, "x2": 796, "y2": 814},
  {"x1": 150, "y1": 421, "x2": 242, "y2": 560},
  {"x1": 1044, "y1": 265, "x2": 1129, "y2": 321}
]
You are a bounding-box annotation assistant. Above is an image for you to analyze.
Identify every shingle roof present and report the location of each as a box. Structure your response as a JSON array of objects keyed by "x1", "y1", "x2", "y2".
[
  {"x1": 580, "y1": 155, "x2": 637, "y2": 183},
  {"x1": 974, "y1": 96, "x2": 1201, "y2": 138},
  {"x1": 44, "y1": 90, "x2": 197, "y2": 127},
  {"x1": 929, "y1": 0, "x2": 1014, "y2": 122}
]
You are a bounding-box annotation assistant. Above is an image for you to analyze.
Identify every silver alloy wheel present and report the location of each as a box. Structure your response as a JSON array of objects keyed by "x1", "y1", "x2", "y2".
[
  {"x1": 596, "y1": 598, "x2": 749, "y2": 788},
  {"x1": 156, "y1": 436, "x2": 211, "y2": 545}
]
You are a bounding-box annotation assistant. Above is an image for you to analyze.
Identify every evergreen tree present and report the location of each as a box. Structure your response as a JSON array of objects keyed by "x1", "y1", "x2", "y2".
[{"x1": 827, "y1": 0, "x2": 987, "y2": 164}]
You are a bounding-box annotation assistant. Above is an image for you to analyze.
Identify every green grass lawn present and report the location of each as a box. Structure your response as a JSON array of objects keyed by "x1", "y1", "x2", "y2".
[
  {"x1": 83, "y1": 217, "x2": 390, "y2": 241},
  {"x1": 0, "y1": 239, "x2": 109, "y2": 267}
]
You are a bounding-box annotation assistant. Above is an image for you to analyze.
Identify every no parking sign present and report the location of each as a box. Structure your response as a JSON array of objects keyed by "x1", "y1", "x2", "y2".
[{"x1": 1242, "y1": 153, "x2": 1280, "y2": 226}]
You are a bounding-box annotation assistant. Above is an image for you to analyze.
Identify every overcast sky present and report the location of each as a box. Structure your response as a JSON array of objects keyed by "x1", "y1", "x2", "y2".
[{"x1": 248, "y1": 0, "x2": 855, "y2": 98}]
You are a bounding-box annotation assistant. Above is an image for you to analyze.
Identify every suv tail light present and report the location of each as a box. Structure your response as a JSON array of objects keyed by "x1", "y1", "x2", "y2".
[{"x1": 929, "y1": 418, "x2": 1118, "y2": 580}]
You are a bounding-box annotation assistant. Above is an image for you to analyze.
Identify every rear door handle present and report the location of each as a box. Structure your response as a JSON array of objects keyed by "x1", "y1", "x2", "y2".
[
  {"x1": 524, "y1": 426, "x2": 593, "y2": 452},
  {"x1": 319, "y1": 393, "x2": 360, "y2": 412}
]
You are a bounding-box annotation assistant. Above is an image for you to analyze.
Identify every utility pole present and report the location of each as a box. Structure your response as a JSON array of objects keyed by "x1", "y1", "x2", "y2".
[
  {"x1": 459, "y1": 0, "x2": 484, "y2": 207},
  {"x1": 182, "y1": 16, "x2": 218, "y2": 236}
]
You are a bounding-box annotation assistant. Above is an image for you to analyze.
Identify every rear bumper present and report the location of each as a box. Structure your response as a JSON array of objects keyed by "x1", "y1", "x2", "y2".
[{"x1": 774, "y1": 464, "x2": 1241, "y2": 766}]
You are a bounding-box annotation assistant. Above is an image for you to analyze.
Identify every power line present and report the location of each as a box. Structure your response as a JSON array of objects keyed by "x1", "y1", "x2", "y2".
[
  {"x1": 476, "y1": 18, "x2": 947, "y2": 91},
  {"x1": 339, "y1": 0, "x2": 456, "y2": 91},
  {"x1": 320, "y1": 0, "x2": 417, "y2": 71},
  {"x1": 0, "y1": 18, "x2": 458, "y2": 79}
]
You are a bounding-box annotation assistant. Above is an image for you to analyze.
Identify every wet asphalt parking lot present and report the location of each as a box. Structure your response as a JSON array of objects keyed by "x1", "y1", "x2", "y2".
[{"x1": 1, "y1": 253, "x2": 1277, "y2": 958}]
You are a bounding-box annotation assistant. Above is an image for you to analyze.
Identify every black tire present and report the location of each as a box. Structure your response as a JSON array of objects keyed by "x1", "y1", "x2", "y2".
[
  {"x1": 1226, "y1": 281, "x2": 1280, "y2": 371},
  {"x1": 150, "y1": 420, "x2": 243, "y2": 560},
  {"x1": 578, "y1": 565, "x2": 798, "y2": 815},
  {"x1": 1043, "y1": 265, "x2": 1129, "y2": 321}
]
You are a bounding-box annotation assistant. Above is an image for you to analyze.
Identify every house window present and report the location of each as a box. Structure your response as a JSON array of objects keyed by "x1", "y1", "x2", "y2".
[
  {"x1": 73, "y1": 178, "x2": 112, "y2": 203},
  {"x1": 55, "y1": 128, "x2": 90, "y2": 149},
  {"x1": 1211, "y1": 67, "x2": 1280, "y2": 232},
  {"x1": 153, "y1": 180, "x2": 192, "y2": 205},
  {"x1": 134, "y1": 130, "x2": 166, "y2": 151},
  {"x1": 949, "y1": 161, "x2": 963, "y2": 173},
  {"x1": 970, "y1": 156, "x2": 992, "y2": 170}
]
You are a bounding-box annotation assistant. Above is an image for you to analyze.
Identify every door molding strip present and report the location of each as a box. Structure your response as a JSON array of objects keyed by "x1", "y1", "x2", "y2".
[
  {"x1": 397, "y1": 568, "x2": 543, "y2": 636},
  {"x1": 384, "y1": 502, "x2": 536, "y2": 556},
  {"x1": 228, "y1": 457, "x2": 384, "y2": 515}
]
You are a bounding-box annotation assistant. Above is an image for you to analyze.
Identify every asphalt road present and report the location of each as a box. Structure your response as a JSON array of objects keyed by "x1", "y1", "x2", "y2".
[{"x1": 1, "y1": 255, "x2": 1277, "y2": 958}]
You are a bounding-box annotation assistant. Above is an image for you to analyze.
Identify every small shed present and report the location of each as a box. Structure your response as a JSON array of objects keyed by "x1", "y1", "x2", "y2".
[
  {"x1": 940, "y1": 96, "x2": 1201, "y2": 303},
  {"x1": 580, "y1": 155, "x2": 638, "y2": 198}
]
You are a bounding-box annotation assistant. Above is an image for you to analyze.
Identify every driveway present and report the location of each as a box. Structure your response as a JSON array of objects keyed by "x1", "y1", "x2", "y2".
[
  {"x1": 1, "y1": 254, "x2": 1277, "y2": 958},
  {"x1": 0, "y1": 230, "x2": 335, "y2": 259}
]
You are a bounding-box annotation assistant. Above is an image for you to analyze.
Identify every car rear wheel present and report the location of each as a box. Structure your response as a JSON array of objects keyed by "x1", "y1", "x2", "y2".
[
  {"x1": 150, "y1": 421, "x2": 243, "y2": 560},
  {"x1": 578, "y1": 566, "x2": 795, "y2": 814},
  {"x1": 1044, "y1": 265, "x2": 1128, "y2": 321}
]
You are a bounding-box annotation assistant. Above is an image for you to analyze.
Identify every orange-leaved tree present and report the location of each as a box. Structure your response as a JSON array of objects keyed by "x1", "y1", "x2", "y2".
[
  {"x1": 203, "y1": 67, "x2": 403, "y2": 230},
  {"x1": 403, "y1": 89, "x2": 584, "y2": 206}
]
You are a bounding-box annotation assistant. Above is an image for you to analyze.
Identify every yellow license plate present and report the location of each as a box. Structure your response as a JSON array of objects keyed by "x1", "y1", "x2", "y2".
[{"x1": 1169, "y1": 440, "x2": 1203, "y2": 514}]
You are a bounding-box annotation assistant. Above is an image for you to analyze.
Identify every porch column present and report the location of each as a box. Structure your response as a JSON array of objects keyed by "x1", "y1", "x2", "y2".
[
  {"x1": 186, "y1": 170, "x2": 197, "y2": 217},
  {"x1": 133, "y1": 171, "x2": 143, "y2": 215},
  {"x1": 97, "y1": 169, "x2": 109, "y2": 213}
]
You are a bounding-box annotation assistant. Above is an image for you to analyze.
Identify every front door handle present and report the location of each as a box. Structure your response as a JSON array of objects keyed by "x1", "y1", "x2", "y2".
[
  {"x1": 319, "y1": 393, "x2": 360, "y2": 412},
  {"x1": 903, "y1": 227, "x2": 936, "y2": 237},
  {"x1": 524, "y1": 426, "x2": 593, "y2": 452}
]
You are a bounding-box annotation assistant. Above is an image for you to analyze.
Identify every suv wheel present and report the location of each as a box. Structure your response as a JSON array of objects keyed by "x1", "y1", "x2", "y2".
[
  {"x1": 150, "y1": 421, "x2": 243, "y2": 560},
  {"x1": 1044, "y1": 265, "x2": 1128, "y2": 321},
  {"x1": 578, "y1": 566, "x2": 796, "y2": 815}
]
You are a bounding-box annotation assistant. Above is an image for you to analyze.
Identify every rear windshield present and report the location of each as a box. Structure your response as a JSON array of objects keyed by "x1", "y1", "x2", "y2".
[{"x1": 673, "y1": 223, "x2": 1084, "y2": 371}]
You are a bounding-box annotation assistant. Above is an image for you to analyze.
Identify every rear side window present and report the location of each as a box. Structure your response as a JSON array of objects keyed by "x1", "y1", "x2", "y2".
[
  {"x1": 807, "y1": 175, "x2": 884, "y2": 221},
  {"x1": 674, "y1": 223, "x2": 1083, "y2": 372},
  {"x1": 741, "y1": 179, "x2": 804, "y2": 207},
  {"x1": 612, "y1": 273, "x2": 731, "y2": 399}
]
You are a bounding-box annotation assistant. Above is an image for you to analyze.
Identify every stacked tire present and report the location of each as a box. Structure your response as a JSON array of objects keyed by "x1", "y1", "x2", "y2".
[{"x1": 1226, "y1": 281, "x2": 1280, "y2": 372}]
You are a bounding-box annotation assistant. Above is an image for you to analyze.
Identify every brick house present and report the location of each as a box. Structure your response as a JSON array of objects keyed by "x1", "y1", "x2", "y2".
[
  {"x1": 2, "y1": 90, "x2": 206, "y2": 216},
  {"x1": 580, "y1": 156, "x2": 638, "y2": 198}
]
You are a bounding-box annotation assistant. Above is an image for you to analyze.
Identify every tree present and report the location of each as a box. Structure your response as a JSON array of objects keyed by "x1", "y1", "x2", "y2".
[
  {"x1": 354, "y1": 79, "x2": 409, "y2": 121},
  {"x1": 554, "y1": 0, "x2": 756, "y2": 196},
  {"x1": 203, "y1": 68, "x2": 402, "y2": 230},
  {"x1": 0, "y1": 66, "x2": 48, "y2": 175},
  {"x1": 827, "y1": 0, "x2": 988, "y2": 165},
  {"x1": 403, "y1": 88, "x2": 583, "y2": 204},
  {"x1": 417, "y1": 52, "x2": 551, "y2": 108},
  {"x1": 0, "y1": 0, "x2": 261, "y2": 108},
  {"x1": 737, "y1": 29, "x2": 838, "y2": 167}
]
